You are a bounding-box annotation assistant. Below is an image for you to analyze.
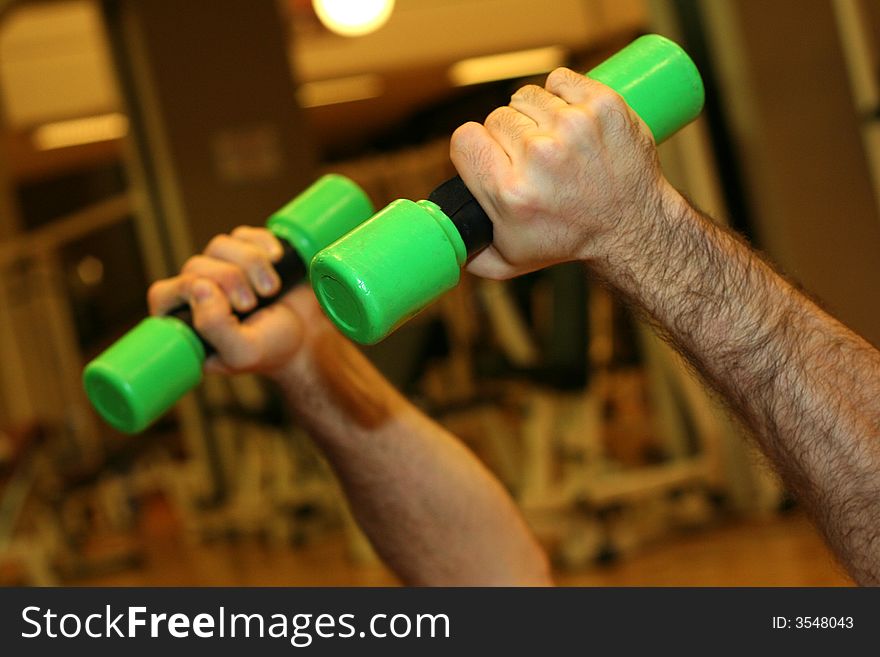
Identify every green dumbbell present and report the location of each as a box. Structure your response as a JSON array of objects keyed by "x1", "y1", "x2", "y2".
[
  {"x1": 311, "y1": 34, "x2": 705, "y2": 345},
  {"x1": 83, "y1": 174, "x2": 374, "y2": 434}
]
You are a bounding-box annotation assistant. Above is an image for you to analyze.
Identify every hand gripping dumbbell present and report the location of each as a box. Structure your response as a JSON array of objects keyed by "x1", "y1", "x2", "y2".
[
  {"x1": 83, "y1": 174, "x2": 374, "y2": 433},
  {"x1": 310, "y1": 34, "x2": 705, "y2": 345}
]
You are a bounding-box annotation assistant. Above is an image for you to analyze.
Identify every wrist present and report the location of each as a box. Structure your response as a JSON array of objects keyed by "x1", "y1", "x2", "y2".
[
  {"x1": 265, "y1": 329, "x2": 329, "y2": 405},
  {"x1": 578, "y1": 181, "x2": 693, "y2": 281},
  {"x1": 268, "y1": 325, "x2": 404, "y2": 433},
  {"x1": 266, "y1": 353, "x2": 307, "y2": 397}
]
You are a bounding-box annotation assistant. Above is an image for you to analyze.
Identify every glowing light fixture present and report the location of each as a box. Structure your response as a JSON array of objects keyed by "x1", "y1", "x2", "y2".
[
  {"x1": 312, "y1": 0, "x2": 394, "y2": 37},
  {"x1": 449, "y1": 46, "x2": 567, "y2": 87},
  {"x1": 32, "y1": 112, "x2": 128, "y2": 151}
]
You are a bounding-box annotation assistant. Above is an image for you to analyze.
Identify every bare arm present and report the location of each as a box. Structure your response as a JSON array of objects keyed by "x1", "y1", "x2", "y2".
[
  {"x1": 273, "y1": 311, "x2": 550, "y2": 585},
  {"x1": 148, "y1": 230, "x2": 551, "y2": 586},
  {"x1": 452, "y1": 67, "x2": 880, "y2": 584},
  {"x1": 600, "y1": 193, "x2": 880, "y2": 585}
]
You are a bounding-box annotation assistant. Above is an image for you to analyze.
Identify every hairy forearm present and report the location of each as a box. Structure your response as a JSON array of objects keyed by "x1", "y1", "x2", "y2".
[
  {"x1": 590, "y1": 185, "x2": 880, "y2": 584},
  {"x1": 273, "y1": 326, "x2": 551, "y2": 586}
]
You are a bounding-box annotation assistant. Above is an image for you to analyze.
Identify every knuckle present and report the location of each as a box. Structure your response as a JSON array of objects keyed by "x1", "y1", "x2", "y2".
[
  {"x1": 556, "y1": 106, "x2": 595, "y2": 138},
  {"x1": 511, "y1": 84, "x2": 542, "y2": 104},
  {"x1": 449, "y1": 131, "x2": 466, "y2": 160},
  {"x1": 267, "y1": 232, "x2": 284, "y2": 255},
  {"x1": 523, "y1": 134, "x2": 562, "y2": 164},
  {"x1": 146, "y1": 281, "x2": 165, "y2": 313},
  {"x1": 192, "y1": 307, "x2": 223, "y2": 335},
  {"x1": 450, "y1": 121, "x2": 478, "y2": 148},
  {"x1": 487, "y1": 107, "x2": 529, "y2": 142},
  {"x1": 450, "y1": 124, "x2": 495, "y2": 174},
  {"x1": 240, "y1": 246, "x2": 264, "y2": 271},
  {"x1": 497, "y1": 180, "x2": 535, "y2": 214},
  {"x1": 216, "y1": 266, "x2": 244, "y2": 292},
  {"x1": 181, "y1": 256, "x2": 240, "y2": 292},
  {"x1": 174, "y1": 274, "x2": 199, "y2": 299},
  {"x1": 546, "y1": 67, "x2": 575, "y2": 90},
  {"x1": 590, "y1": 86, "x2": 628, "y2": 122},
  {"x1": 180, "y1": 255, "x2": 203, "y2": 274},
  {"x1": 484, "y1": 106, "x2": 508, "y2": 129},
  {"x1": 205, "y1": 233, "x2": 230, "y2": 255}
]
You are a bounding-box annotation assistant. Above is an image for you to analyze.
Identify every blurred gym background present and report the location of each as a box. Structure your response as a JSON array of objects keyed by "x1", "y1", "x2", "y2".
[{"x1": 0, "y1": 0, "x2": 878, "y2": 586}]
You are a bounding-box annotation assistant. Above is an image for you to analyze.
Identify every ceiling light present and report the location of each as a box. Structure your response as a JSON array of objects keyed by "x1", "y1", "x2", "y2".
[
  {"x1": 449, "y1": 46, "x2": 567, "y2": 87},
  {"x1": 312, "y1": 0, "x2": 395, "y2": 37},
  {"x1": 32, "y1": 113, "x2": 128, "y2": 151}
]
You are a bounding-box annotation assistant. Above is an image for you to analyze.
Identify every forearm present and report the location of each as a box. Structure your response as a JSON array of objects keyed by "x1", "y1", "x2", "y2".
[
  {"x1": 589, "y1": 184, "x2": 880, "y2": 583},
  {"x1": 273, "y1": 325, "x2": 551, "y2": 586},
  {"x1": 147, "y1": 225, "x2": 548, "y2": 585}
]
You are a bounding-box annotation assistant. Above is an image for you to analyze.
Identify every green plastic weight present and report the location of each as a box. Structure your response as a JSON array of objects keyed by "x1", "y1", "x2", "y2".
[
  {"x1": 83, "y1": 174, "x2": 374, "y2": 434},
  {"x1": 311, "y1": 34, "x2": 705, "y2": 344}
]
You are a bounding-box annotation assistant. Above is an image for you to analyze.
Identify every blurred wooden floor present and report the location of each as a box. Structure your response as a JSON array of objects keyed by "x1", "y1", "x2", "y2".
[{"x1": 69, "y1": 502, "x2": 852, "y2": 587}]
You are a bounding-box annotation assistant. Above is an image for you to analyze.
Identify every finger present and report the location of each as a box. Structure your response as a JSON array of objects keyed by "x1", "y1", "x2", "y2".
[
  {"x1": 230, "y1": 226, "x2": 284, "y2": 262},
  {"x1": 193, "y1": 277, "x2": 306, "y2": 372},
  {"x1": 147, "y1": 276, "x2": 193, "y2": 316},
  {"x1": 465, "y1": 245, "x2": 520, "y2": 280},
  {"x1": 204, "y1": 302, "x2": 305, "y2": 375},
  {"x1": 509, "y1": 84, "x2": 568, "y2": 128},
  {"x1": 188, "y1": 278, "x2": 255, "y2": 368},
  {"x1": 544, "y1": 67, "x2": 607, "y2": 104},
  {"x1": 204, "y1": 234, "x2": 281, "y2": 297},
  {"x1": 200, "y1": 294, "x2": 303, "y2": 374},
  {"x1": 239, "y1": 302, "x2": 304, "y2": 364},
  {"x1": 182, "y1": 255, "x2": 256, "y2": 312},
  {"x1": 484, "y1": 106, "x2": 538, "y2": 156},
  {"x1": 546, "y1": 67, "x2": 646, "y2": 140},
  {"x1": 450, "y1": 122, "x2": 512, "y2": 225}
]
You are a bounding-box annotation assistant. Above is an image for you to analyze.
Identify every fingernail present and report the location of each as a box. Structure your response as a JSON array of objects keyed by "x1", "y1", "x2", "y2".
[
  {"x1": 232, "y1": 287, "x2": 255, "y2": 309},
  {"x1": 255, "y1": 269, "x2": 276, "y2": 295},
  {"x1": 193, "y1": 280, "x2": 213, "y2": 301}
]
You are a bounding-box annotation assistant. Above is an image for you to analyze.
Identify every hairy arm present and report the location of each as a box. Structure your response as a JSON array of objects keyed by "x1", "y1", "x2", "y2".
[
  {"x1": 148, "y1": 232, "x2": 550, "y2": 586},
  {"x1": 600, "y1": 191, "x2": 880, "y2": 585},
  {"x1": 451, "y1": 66, "x2": 880, "y2": 584}
]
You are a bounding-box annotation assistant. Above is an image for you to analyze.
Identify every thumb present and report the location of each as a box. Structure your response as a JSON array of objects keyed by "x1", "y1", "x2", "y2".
[{"x1": 465, "y1": 245, "x2": 521, "y2": 280}]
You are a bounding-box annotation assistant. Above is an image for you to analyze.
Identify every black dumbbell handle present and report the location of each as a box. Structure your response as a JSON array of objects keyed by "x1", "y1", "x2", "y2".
[{"x1": 428, "y1": 175, "x2": 494, "y2": 258}]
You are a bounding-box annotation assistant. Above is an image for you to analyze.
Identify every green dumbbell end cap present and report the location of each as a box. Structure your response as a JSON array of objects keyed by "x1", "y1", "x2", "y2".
[
  {"x1": 311, "y1": 199, "x2": 466, "y2": 344},
  {"x1": 267, "y1": 173, "x2": 375, "y2": 265},
  {"x1": 588, "y1": 34, "x2": 705, "y2": 143},
  {"x1": 83, "y1": 316, "x2": 205, "y2": 433}
]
